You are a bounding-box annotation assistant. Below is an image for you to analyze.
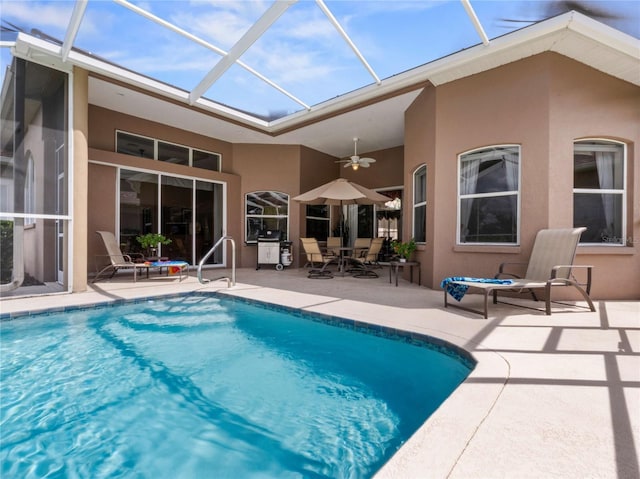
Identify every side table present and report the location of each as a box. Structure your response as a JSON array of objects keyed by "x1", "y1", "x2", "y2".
[{"x1": 389, "y1": 260, "x2": 421, "y2": 287}]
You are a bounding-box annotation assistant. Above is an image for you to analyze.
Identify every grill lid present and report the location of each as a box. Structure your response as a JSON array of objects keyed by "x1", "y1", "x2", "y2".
[{"x1": 257, "y1": 230, "x2": 282, "y2": 241}]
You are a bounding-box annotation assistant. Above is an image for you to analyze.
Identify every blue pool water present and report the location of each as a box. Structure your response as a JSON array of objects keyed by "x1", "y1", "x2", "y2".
[{"x1": 1, "y1": 294, "x2": 473, "y2": 479}]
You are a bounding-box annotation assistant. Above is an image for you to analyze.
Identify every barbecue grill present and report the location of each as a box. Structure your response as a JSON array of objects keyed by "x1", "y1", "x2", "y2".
[{"x1": 256, "y1": 230, "x2": 292, "y2": 271}]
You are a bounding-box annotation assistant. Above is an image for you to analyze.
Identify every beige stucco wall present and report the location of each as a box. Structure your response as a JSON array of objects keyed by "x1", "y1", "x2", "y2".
[
  {"x1": 405, "y1": 52, "x2": 639, "y2": 299},
  {"x1": 231, "y1": 143, "x2": 302, "y2": 268},
  {"x1": 87, "y1": 162, "x2": 117, "y2": 272},
  {"x1": 405, "y1": 84, "x2": 437, "y2": 274},
  {"x1": 339, "y1": 145, "x2": 404, "y2": 190}
]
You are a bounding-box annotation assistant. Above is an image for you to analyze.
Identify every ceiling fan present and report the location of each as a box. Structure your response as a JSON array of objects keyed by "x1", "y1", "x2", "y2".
[{"x1": 336, "y1": 137, "x2": 376, "y2": 171}]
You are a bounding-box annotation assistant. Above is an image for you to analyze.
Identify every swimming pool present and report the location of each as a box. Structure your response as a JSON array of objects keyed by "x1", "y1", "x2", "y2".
[{"x1": 1, "y1": 294, "x2": 473, "y2": 479}]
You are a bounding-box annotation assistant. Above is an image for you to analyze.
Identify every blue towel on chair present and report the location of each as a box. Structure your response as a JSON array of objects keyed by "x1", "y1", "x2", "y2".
[{"x1": 440, "y1": 277, "x2": 514, "y2": 301}]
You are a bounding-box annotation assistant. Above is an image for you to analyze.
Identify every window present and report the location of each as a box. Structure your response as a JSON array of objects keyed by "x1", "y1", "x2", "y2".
[
  {"x1": 412, "y1": 165, "x2": 426, "y2": 243},
  {"x1": 458, "y1": 145, "x2": 520, "y2": 244},
  {"x1": 573, "y1": 140, "x2": 626, "y2": 244},
  {"x1": 158, "y1": 141, "x2": 189, "y2": 166},
  {"x1": 376, "y1": 191, "x2": 402, "y2": 240},
  {"x1": 245, "y1": 191, "x2": 289, "y2": 243},
  {"x1": 306, "y1": 205, "x2": 330, "y2": 240},
  {"x1": 116, "y1": 131, "x2": 221, "y2": 171}
]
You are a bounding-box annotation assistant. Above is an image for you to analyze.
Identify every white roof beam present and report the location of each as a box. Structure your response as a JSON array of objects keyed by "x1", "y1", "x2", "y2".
[
  {"x1": 316, "y1": 0, "x2": 381, "y2": 85},
  {"x1": 461, "y1": 0, "x2": 490, "y2": 46},
  {"x1": 189, "y1": 0, "x2": 297, "y2": 105},
  {"x1": 61, "y1": 0, "x2": 88, "y2": 61},
  {"x1": 114, "y1": 0, "x2": 309, "y2": 110}
]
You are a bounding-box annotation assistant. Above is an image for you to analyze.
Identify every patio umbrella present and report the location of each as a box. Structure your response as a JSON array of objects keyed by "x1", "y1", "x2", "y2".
[{"x1": 293, "y1": 178, "x2": 390, "y2": 241}]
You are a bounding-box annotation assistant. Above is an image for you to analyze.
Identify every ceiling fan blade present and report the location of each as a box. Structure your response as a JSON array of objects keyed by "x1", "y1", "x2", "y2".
[
  {"x1": 343, "y1": 162, "x2": 352, "y2": 168},
  {"x1": 359, "y1": 162, "x2": 371, "y2": 167},
  {"x1": 359, "y1": 157, "x2": 376, "y2": 164},
  {"x1": 335, "y1": 159, "x2": 350, "y2": 163}
]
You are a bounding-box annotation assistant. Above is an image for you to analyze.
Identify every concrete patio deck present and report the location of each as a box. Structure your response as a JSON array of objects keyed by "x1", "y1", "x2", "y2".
[{"x1": 1, "y1": 266, "x2": 638, "y2": 478}]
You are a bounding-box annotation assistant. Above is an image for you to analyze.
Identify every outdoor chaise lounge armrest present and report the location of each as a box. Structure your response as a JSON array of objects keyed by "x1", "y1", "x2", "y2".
[{"x1": 550, "y1": 264, "x2": 593, "y2": 293}]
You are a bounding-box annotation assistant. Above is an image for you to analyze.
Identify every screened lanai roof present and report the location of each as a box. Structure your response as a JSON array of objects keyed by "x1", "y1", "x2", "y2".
[{"x1": 1, "y1": 0, "x2": 639, "y2": 157}]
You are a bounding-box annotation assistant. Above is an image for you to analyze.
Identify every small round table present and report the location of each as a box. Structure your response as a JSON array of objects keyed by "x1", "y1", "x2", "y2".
[{"x1": 389, "y1": 260, "x2": 421, "y2": 287}]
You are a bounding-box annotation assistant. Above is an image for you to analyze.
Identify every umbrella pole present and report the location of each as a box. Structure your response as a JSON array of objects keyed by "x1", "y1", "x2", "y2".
[{"x1": 339, "y1": 200, "x2": 344, "y2": 245}]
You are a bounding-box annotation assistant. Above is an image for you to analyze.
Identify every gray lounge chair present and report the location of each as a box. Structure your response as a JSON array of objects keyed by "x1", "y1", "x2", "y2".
[
  {"x1": 442, "y1": 227, "x2": 595, "y2": 318},
  {"x1": 93, "y1": 231, "x2": 150, "y2": 282}
]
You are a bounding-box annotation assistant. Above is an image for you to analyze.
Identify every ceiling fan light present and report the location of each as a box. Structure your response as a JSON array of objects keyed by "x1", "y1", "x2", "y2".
[{"x1": 351, "y1": 162, "x2": 359, "y2": 171}]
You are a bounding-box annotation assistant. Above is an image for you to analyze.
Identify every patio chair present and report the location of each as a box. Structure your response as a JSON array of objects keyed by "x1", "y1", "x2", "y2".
[
  {"x1": 441, "y1": 227, "x2": 595, "y2": 318},
  {"x1": 325, "y1": 236, "x2": 342, "y2": 256},
  {"x1": 351, "y1": 237, "x2": 384, "y2": 278},
  {"x1": 351, "y1": 238, "x2": 371, "y2": 259},
  {"x1": 93, "y1": 231, "x2": 150, "y2": 283},
  {"x1": 300, "y1": 238, "x2": 336, "y2": 279}
]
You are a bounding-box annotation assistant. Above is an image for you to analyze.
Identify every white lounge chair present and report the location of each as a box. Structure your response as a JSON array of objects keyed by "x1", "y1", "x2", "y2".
[
  {"x1": 442, "y1": 227, "x2": 595, "y2": 318},
  {"x1": 93, "y1": 231, "x2": 150, "y2": 283}
]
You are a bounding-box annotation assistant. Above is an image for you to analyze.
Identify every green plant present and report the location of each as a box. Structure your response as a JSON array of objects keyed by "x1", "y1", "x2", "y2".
[
  {"x1": 391, "y1": 238, "x2": 416, "y2": 260},
  {"x1": 136, "y1": 233, "x2": 171, "y2": 255}
]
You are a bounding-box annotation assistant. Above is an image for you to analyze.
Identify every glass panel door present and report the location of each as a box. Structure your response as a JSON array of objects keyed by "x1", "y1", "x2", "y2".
[
  {"x1": 119, "y1": 170, "x2": 158, "y2": 255},
  {"x1": 161, "y1": 176, "x2": 193, "y2": 262},
  {"x1": 195, "y1": 180, "x2": 222, "y2": 264}
]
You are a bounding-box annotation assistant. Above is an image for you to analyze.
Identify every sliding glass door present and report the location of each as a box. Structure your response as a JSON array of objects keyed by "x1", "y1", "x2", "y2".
[
  {"x1": 161, "y1": 177, "x2": 193, "y2": 262},
  {"x1": 119, "y1": 170, "x2": 158, "y2": 254},
  {"x1": 119, "y1": 169, "x2": 223, "y2": 265}
]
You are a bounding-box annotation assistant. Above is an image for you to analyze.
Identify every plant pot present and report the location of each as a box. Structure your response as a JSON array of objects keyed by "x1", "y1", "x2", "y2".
[{"x1": 399, "y1": 258, "x2": 407, "y2": 263}]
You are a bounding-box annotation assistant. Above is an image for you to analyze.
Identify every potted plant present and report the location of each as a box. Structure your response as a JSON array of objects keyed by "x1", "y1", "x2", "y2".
[
  {"x1": 136, "y1": 233, "x2": 172, "y2": 258},
  {"x1": 391, "y1": 238, "x2": 416, "y2": 262}
]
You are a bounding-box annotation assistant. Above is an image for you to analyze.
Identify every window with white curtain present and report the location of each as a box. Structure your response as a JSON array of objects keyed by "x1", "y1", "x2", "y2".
[
  {"x1": 458, "y1": 145, "x2": 520, "y2": 244},
  {"x1": 412, "y1": 165, "x2": 426, "y2": 243},
  {"x1": 573, "y1": 140, "x2": 626, "y2": 244}
]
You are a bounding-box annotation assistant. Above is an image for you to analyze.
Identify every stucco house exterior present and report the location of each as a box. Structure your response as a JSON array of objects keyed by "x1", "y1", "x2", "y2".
[{"x1": 1, "y1": 10, "x2": 638, "y2": 300}]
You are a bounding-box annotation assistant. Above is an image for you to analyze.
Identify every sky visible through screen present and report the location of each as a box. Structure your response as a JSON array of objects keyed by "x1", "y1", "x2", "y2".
[{"x1": 1, "y1": 0, "x2": 638, "y2": 118}]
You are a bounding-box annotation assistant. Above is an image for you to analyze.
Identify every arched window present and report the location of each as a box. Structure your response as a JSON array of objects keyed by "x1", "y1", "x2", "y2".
[
  {"x1": 412, "y1": 165, "x2": 426, "y2": 243},
  {"x1": 458, "y1": 145, "x2": 520, "y2": 244},
  {"x1": 245, "y1": 191, "x2": 289, "y2": 243},
  {"x1": 573, "y1": 139, "x2": 626, "y2": 244}
]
